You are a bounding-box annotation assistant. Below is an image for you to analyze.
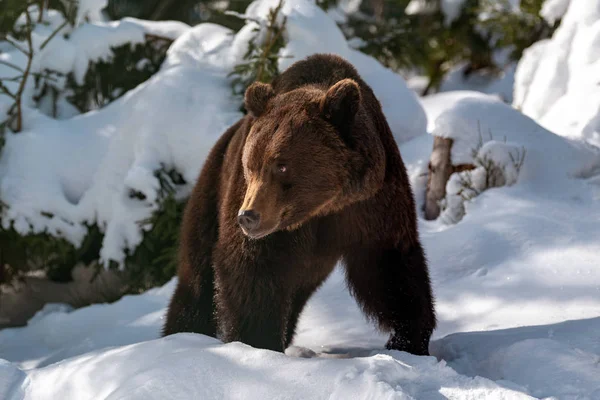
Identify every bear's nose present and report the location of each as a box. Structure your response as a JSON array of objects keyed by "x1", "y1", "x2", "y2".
[{"x1": 237, "y1": 209, "x2": 260, "y2": 231}]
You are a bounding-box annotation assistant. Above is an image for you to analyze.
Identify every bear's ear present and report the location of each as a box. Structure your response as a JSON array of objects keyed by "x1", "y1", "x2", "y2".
[
  {"x1": 320, "y1": 79, "x2": 361, "y2": 139},
  {"x1": 245, "y1": 82, "x2": 275, "y2": 117}
]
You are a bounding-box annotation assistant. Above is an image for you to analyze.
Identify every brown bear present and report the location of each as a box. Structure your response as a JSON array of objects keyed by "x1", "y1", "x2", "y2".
[{"x1": 162, "y1": 54, "x2": 436, "y2": 355}]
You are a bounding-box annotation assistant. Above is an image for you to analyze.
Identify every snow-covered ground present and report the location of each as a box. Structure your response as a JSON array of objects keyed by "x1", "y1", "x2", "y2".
[
  {"x1": 2, "y1": 0, "x2": 600, "y2": 398},
  {"x1": 1, "y1": 90, "x2": 599, "y2": 398}
]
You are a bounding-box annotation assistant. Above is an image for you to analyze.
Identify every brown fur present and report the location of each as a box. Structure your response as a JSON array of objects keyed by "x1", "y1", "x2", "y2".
[{"x1": 163, "y1": 54, "x2": 436, "y2": 355}]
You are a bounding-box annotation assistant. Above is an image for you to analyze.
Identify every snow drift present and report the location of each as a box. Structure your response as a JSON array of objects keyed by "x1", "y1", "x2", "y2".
[
  {"x1": 1, "y1": 90, "x2": 600, "y2": 399},
  {"x1": 514, "y1": 0, "x2": 600, "y2": 148}
]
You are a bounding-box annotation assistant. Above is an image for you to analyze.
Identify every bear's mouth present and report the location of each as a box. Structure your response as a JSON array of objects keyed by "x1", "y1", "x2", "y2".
[
  {"x1": 243, "y1": 228, "x2": 274, "y2": 240},
  {"x1": 239, "y1": 219, "x2": 280, "y2": 240}
]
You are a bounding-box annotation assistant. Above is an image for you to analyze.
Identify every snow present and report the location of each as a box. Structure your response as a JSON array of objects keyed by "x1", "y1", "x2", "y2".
[
  {"x1": 75, "y1": 0, "x2": 109, "y2": 25},
  {"x1": 440, "y1": 0, "x2": 468, "y2": 25},
  {"x1": 3, "y1": 330, "x2": 534, "y2": 400},
  {"x1": 420, "y1": 90, "x2": 600, "y2": 223},
  {"x1": 514, "y1": 0, "x2": 600, "y2": 148},
  {"x1": 432, "y1": 317, "x2": 600, "y2": 399},
  {"x1": 1, "y1": 88, "x2": 600, "y2": 398},
  {"x1": 120, "y1": 18, "x2": 192, "y2": 41},
  {"x1": 540, "y1": 0, "x2": 570, "y2": 24},
  {"x1": 0, "y1": 0, "x2": 425, "y2": 266},
  {"x1": 247, "y1": 0, "x2": 427, "y2": 142},
  {"x1": 2, "y1": 0, "x2": 600, "y2": 398},
  {"x1": 437, "y1": 63, "x2": 516, "y2": 103}
]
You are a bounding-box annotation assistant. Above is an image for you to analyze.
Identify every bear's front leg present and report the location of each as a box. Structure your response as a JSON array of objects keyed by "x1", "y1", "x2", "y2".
[
  {"x1": 343, "y1": 241, "x2": 436, "y2": 356},
  {"x1": 214, "y1": 269, "x2": 291, "y2": 352}
]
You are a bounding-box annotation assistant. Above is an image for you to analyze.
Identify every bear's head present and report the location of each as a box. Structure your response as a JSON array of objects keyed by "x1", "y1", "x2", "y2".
[{"x1": 238, "y1": 78, "x2": 384, "y2": 239}]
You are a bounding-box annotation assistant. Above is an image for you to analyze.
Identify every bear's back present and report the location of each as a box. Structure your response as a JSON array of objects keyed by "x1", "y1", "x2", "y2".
[{"x1": 272, "y1": 54, "x2": 363, "y2": 94}]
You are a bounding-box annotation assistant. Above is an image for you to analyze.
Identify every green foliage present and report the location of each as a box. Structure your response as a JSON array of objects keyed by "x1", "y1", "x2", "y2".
[
  {"x1": 229, "y1": 0, "x2": 287, "y2": 98},
  {"x1": 479, "y1": 0, "x2": 557, "y2": 62},
  {"x1": 123, "y1": 166, "x2": 187, "y2": 292},
  {"x1": 65, "y1": 35, "x2": 171, "y2": 113},
  {"x1": 106, "y1": 0, "x2": 251, "y2": 31},
  {"x1": 1, "y1": 0, "x2": 75, "y2": 36},
  {"x1": 342, "y1": 0, "x2": 556, "y2": 93},
  {"x1": 0, "y1": 221, "x2": 103, "y2": 285}
]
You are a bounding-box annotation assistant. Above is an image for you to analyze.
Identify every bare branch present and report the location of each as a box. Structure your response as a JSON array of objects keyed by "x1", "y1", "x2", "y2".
[
  {"x1": 2, "y1": 76, "x2": 24, "y2": 82},
  {"x1": 0, "y1": 83, "x2": 17, "y2": 99},
  {"x1": 13, "y1": 7, "x2": 35, "y2": 132},
  {"x1": 1, "y1": 36, "x2": 31, "y2": 57},
  {"x1": 38, "y1": 0, "x2": 48, "y2": 23},
  {"x1": 40, "y1": 19, "x2": 70, "y2": 50},
  {"x1": 31, "y1": 71, "x2": 59, "y2": 82},
  {"x1": 0, "y1": 60, "x2": 25, "y2": 73}
]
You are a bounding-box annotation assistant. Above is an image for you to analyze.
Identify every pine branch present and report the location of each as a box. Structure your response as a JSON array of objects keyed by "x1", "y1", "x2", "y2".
[{"x1": 229, "y1": 0, "x2": 287, "y2": 97}]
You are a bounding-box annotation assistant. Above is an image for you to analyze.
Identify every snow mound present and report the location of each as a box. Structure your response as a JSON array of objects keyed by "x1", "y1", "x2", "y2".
[
  {"x1": 2, "y1": 333, "x2": 531, "y2": 400},
  {"x1": 0, "y1": 360, "x2": 26, "y2": 400},
  {"x1": 421, "y1": 90, "x2": 600, "y2": 226},
  {"x1": 0, "y1": 272, "x2": 530, "y2": 400},
  {"x1": 427, "y1": 92, "x2": 600, "y2": 187},
  {"x1": 514, "y1": 0, "x2": 600, "y2": 148},
  {"x1": 433, "y1": 317, "x2": 600, "y2": 399},
  {"x1": 0, "y1": 0, "x2": 425, "y2": 265}
]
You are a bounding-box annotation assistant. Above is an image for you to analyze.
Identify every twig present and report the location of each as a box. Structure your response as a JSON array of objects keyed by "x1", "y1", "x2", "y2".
[
  {"x1": 2, "y1": 76, "x2": 23, "y2": 82},
  {"x1": 31, "y1": 71, "x2": 59, "y2": 82},
  {"x1": 1, "y1": 36, "x2": 31, "y2": 57},
  {"x1": 38, "y1": 0, "x2": 48, "y2": 23},
  {"x1": 40, "y1": 19, "x2": 70, "y2": 50},
  {"x1": 0, "y1": 83, "x2": 17, "y2": 99},
  {"x1": 143, "y1": 33, "x2": 174, "y2": 43},
  {"x1": 14, "y1": 8, "x2": 35, "y2": 132},
  {"x1": 0, "y1": 60, "x2": 24, "y2": 73}
]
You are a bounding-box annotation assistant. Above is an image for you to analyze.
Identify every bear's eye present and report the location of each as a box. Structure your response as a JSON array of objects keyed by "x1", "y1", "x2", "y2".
[{"x1": 274, "y1": 163, "x2": 288, "y2": 175}]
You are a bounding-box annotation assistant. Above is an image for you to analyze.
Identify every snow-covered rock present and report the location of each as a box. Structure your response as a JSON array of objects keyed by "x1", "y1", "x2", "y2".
[
  {"x1": 418, "y1": 91, "x2": 600, "y2": 223},
  {"x1": 514, "y1": 0, "x2": 600, "y2": 148}
]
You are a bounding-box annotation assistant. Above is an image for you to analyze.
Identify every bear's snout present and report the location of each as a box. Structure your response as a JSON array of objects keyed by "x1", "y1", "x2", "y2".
[{"x1": 238, "y1": 209, "x2": 261, "y2": 232}]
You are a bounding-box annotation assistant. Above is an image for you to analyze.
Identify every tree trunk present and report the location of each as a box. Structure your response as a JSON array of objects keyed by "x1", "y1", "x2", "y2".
[
  {"x1": 0, "y1": 264, "x2": 126, "y2": 329},
  {"x1": 425, "y1": 136, "x2": 454, "y2": 220}
]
